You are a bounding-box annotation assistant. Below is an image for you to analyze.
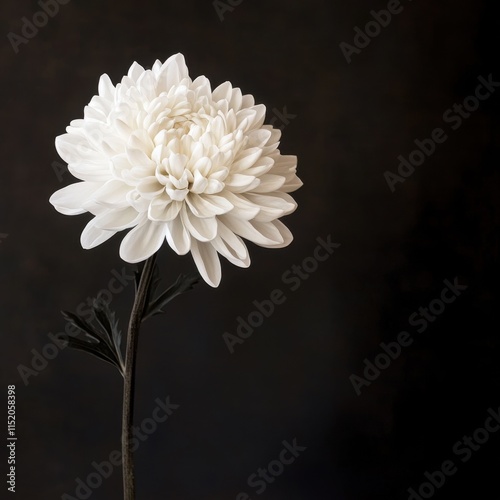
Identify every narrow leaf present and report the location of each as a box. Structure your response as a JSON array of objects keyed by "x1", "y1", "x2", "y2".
[
  {"x1": 92, "y1": 299, "x2": 124, "y2": 370},
  {"x1": 61, "y1": 310, "x2": 102, "y2": 342},
  {"x1": 61, "y1": 307, "x2": 124, "y2": 376},
  {"x1": 66, "y1": 337, "x2": 124, "y2": 375},
  {"x1": 143, "y1": 273, "x2": 200, "y2": 321}
]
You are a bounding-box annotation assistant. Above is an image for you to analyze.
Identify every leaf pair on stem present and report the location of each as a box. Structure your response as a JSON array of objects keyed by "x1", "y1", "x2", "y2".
[{"x1": 61, "y1": 263, "x2": 199, "y2": 374}]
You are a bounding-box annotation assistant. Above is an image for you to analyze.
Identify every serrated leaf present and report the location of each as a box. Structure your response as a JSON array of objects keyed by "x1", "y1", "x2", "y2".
[
  {"x1": 61, "y1": 310, "x2": 101, "y2": 342},
  {"x1": 143, "y1": 273, "x2": 200, "y2": 322},
  {"x1": 66, "y1": 337, "x2": 124, "y2": 375},
  {"x1": 61, "y1": 305, "x2": 124, "y2": 376},
  {"x1": 92, "y1": 299, "x2": 123, "y2": 362}
]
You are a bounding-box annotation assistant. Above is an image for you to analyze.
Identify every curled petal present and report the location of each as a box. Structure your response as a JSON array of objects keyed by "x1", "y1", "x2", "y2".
[
  {"x1": 190, "y1": 240, "x2": 222, "y2": 288},
  {"x1": 253, "y1": 220, "x2": 294, "y2": 249},
  {"x1": 186, "y1": 194, "x2": 233, "y2": 218},
  {"x1": 181, "y1": 207, "x2": 218, "y2": 242},
  {"x1": 219, "y1": 215, "x2": 283, "y2": 246},
  {"x1": 245, "y1": 193, "x2": 297, "y2": 221},
  {"x1": 166, "y1": 217, "x2": 191, "y2": 255},
  {"x1": 212, "y1": 237, "x2": 251, "y2": 268}
]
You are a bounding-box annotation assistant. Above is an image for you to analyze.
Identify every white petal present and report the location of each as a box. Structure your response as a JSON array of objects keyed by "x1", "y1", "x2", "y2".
[
  {"x1": 81, "y1": 218, "x2": 116, "y2": 249},
  {"x1": 136, "y1": 70, "x2": 156, "y2": 100},
  {"x1": 232, "y1": 148, "x2": 263, "y2": 171},
  {"x1": 127, "y1": 147, "x2": 154, "y2": 168},
  {"x1": 205, "y1": 179, "x2": 225, "y2": 194},
  {"x1": 191, "y1": 76, "x2": 212, "y2": 98},
  {"x1": 136, "y1": 177, "x2": 164, "y2": 199},
  {"x1": 111, "y1": 154, "x2": 133, "y2": 179},
  {"x1": 190, "y1": 240, "x2": 221, "y2": 288},
  {"x1": 56, "y1": 134, "x2": 102, "y2": 164},
  {"x1": 88, "y1": 97, "x2": 112, "y2": 118},
  {"x1": 191, "y1": 170, "x2": 209, "y2": 194},
  {"x1": 129, "y1": 129, "x2": 155, "y2": 156},
  {"x1": 49, "y1": 182, "x2": 101, "y2": 215},
  {"x1": 229, "y1": 88, "x2": 243, "y2": 112},
  {"x1": 282, "y1": 176, "x2": 303, "y2": 193},
  {"x1": 127, "y1": 62, "x2": 145, "y2": 82},
  {"x1": 219, "y1": 215, "x2": 283, "y2": 246},
  {"x1": 165, "y1": 217, "x2": 191, "y2": 255},
  {"x1": 181, "y1": 206, "x2": 218, "y2": 242},
  {"x1": 94, "y1": 207, "x2": 142, "y2": 230},
  {"x1": 236, "y1": 109, "x2": 257, "y2": 132},
  {"x1": 148, "y1": 200, "x2": 181, "y2": 222},
  {"x1": 98, "y1": 74, "x2": 115, "y2": 100},
  {"x1": 167, "y1": 188, "x2": 189, "y2": 201},
  {"x1": 219, "y1": 192, "x2": 260, "y2": 220},
  {"x1": 225, "y1": 174, "x2": 260, "y2": 193},
  {"x1": 217, "y1": 221, "x2": 248, "y2": 259},
  {"x1": 249, "y1": 104, "x2": 266, "y2": 130},
  {"x1": 84, "y1": 104, "x2": 106, "y2": 122},
  {"x1": 192, "y1": 157, "x2": 212, "y2": 177},
  {"x1": 91, "y1": 179, "x2": 132, "y2": 207},
  {"x1": 212, "y1": 236, "x2": 250, "y2": 268},
  {"x1": 157, "y1": 54, "x2": 190, "y2": 92},
  {"x1": 209, "y1": 168, "x2": 229, "y2": 182},
  {"x1": 244, "y1": 157, "x2": 275, "y2": 177},
  {"x1": 262, "y1": 125, "x2": 281, "y2": 146},
  {"x1": 186, "y1": 194, "x2": 233, "y2": 217},
  {"x1": 123, "y1": 190, "x2": 149, "y2": 213},
  {"x1": 208, "y1": 115, "x2": 226, "y2": 142},
  {"x1": 250, "y1": 174, "x2": 285, "y2": 193},
  {"x1": 151, "y1": 144, "x2": 165, "y2": 164},
  {"x1": 119, "y1": 221, "x2": 166, "y2": 263},
  {"x1": 68, "y1": 161, "x2": 112, "y2": 182},
  {"x1": 254, "y1": 220, "x2": 293, "y2": 248},
  {"x1": 211, "y1": 222, "x2": 250, "y2": 267},
  {"x1": 245, "y1": 193, "x2": 296, "y2": 221},
  {"x1": 169, "y1": 153, "x2": 188, "y2": 178},
  {"x1": 241, "y1": 94, "x2": 255, "y2": 108},
  {"x1": 246, "y1": 129, "x2": 272, "y2": 148},
  {"x1": 212, "y1": 81, "x2": 232, "y2": 103},
  {"x1": 270, "y1": 154, "x2": 297, "y2": 170},
  {"x1": 152, "y1": 59, "x2": 163, "y2": 75}
]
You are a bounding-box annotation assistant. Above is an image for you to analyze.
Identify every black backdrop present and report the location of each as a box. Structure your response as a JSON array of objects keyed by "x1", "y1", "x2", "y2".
[{"x1": 1, "y1": 0, "x2": 499, "y2": 499}]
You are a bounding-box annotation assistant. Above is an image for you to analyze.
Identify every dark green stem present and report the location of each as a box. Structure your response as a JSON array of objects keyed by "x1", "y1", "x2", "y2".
[{"x1": 122, "y1": 254, "x2": 157, "y2": 500}]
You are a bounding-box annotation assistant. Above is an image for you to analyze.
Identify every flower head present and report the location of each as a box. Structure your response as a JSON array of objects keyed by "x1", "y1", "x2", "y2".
[{"x1": 50, "y1": 54, "x2": 302, "y2": 286}]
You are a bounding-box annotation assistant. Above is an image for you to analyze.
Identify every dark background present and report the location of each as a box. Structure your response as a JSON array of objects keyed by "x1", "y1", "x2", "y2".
[{"x1": 1, "y1": 0, "x2": 499, "y2": 498}]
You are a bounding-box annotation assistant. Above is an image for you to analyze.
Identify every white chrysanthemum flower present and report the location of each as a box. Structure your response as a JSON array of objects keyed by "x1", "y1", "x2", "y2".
[{"x1": 50, "y1": 54, "x2": 302, "y2": 287}]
